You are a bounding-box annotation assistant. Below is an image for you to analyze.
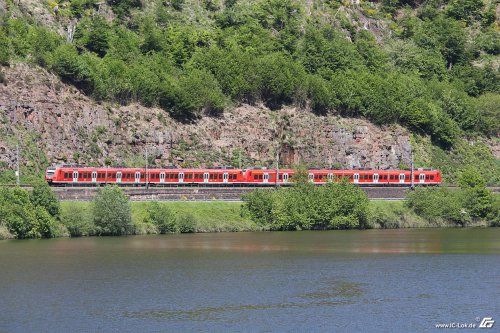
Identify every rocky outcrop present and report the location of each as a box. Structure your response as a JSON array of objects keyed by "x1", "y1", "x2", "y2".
[{"x1": 0, "y1": 63, "x2": 413, "y2": 171}]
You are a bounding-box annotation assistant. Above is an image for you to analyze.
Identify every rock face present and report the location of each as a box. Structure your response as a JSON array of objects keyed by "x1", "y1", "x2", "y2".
[{"x1": 0, "y1": 63, "x2": 412, "y2": 171}]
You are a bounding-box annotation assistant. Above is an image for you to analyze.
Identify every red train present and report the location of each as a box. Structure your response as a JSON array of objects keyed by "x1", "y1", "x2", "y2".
[{"x1": 45, "y1": 165, "x2": 441, "y2": 186}]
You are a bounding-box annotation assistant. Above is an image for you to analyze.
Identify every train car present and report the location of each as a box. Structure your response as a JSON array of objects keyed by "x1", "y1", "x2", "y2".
[
  {"x1": 46, "y1": 165, "x2": 441, "y2": 186},
  {"x1": 243, "y1": 168, "x2": 295, "y2": 185},
  {"x1": 45, "y1": 165, "x2": 246, "y2": 186}
]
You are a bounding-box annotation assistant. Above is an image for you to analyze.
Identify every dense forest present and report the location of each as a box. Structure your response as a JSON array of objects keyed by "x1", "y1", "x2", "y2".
[{"x1": 0, "y1": 0, "x2": 499, "y2": 180}]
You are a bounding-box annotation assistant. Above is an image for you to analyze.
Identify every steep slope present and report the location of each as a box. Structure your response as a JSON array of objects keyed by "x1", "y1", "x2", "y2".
[{"x1": 0, "y1": 63, "x2": 413, "y2": 174}]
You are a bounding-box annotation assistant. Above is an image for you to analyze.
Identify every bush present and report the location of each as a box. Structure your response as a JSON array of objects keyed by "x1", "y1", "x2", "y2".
[
  {"x1": 61, "y1": 204, "x2": 95, "y2": 237},
  {"x1": 406, "y1": 187, "x2": 467, "y2": 225},
  {"x1": 243, "y1": 180, "x2": 369, "y2": 231},
  {"x1": 177, "y1": 213, "x2": 197, "y2": 233},
  {"x1": 145, "y1": 202, "x2": 177, "y2": 233},
  {"x1": 92, "y1": 186, "x2": 134, "y2": 235}
]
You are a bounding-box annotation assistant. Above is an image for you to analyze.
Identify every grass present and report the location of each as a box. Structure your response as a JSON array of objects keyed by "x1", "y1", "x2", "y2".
[
  {"x1": 59, "y1": 200, "x2": 469, "y2": 235},
  {"x1": 60, "y1": 201, "x2": 259, "y2": 234}
]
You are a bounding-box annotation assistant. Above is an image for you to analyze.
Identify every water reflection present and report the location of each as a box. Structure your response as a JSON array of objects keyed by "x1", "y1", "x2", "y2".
[{"x1": 1, "y1": 228, "x2": 500, "y2": 332}]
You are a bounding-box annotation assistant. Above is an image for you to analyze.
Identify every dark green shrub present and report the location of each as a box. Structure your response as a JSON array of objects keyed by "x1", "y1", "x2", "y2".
[
  {"x1": 177, "y1": 213, "x2": 197, "y2": 233},
  {"x1": 61, "y1": 205, "x2": 95, "y2": 237},
  {"x1": 92, "y1": 186, "x2": 134, "y2": 235},
  {"x1": 145, "y1": 202, "x2": 177, "y2": 233}
]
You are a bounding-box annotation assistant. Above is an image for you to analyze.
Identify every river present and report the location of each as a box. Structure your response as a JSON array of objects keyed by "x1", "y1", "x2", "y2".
[{"x1": 1, "y1": 229, "x2": 500, "y2": 332}]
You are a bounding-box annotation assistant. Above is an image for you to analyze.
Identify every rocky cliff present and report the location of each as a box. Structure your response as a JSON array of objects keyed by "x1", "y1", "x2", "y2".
[{"x1": 0, "y1": 63, "x2": 415, "y2": 175}]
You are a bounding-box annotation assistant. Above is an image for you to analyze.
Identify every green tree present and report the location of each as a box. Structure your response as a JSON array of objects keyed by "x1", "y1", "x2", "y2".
[
  {"x1": 474, "y1": 93, "x2": 500, "y2": 137},
  {"x1": 255, "y1": 52, "x2": 306, "y2": 109},
  {"x1": 167, "y1": 68, "x2": 227, "y2": 119},
  {"x1": 30, "y1": 183, "x2": 61, "y2": 219},
  {"x1": 0, "y1": 187, "x2": 42, "y2": 239},
  {"x1": 34, "y1": 206, "x2": 59, "y2": 238},
  {"x1": 458, "y1": 167, "x2": 494, "y2": 219},
  {"x1": 92, "y1": 186, "x2": 134, "y2": 235},
  {"x1": 446, "y1": 0, "x2": 483, "y2": 23},
  {"x1": 50, "y1": 44, "x2": 94, "y2": 93}
]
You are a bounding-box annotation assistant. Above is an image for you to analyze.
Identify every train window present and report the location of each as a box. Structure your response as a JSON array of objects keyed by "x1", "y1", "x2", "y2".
[
  {"x1": 269, "y1": 175, "x2": 273, "y2": 180},
  {"x1": 369, "y1": 175, "x2": 373, "y2": 180},
  {"x1": 195, "y1": 174, "x2": 199, "y2": 179},
  {"x1": 390, "y1": 175, "x2": 394, "y2": 180},
  {"x1": 64, "y1": 173, "x2": 68, "y2": 178},
  {"x1": 279, "y1": 175, "x2": 282, "y2": 180},
  {"x1": 259, "y1": 175, "x2": 263, "y2": 180},
  {"x1": 426, "y1": 175, "x2": 429, "y2": 180},
  {"x1": 218, "y1": 174, "x2": 223, "y2": 180},
  {"x1": 209, "y1": 174, "x2": 213, "y2": 180},
  {"x1": 97, "y1": 173, "x2": 100, "y2": 179},
  {"x1": 173, "y1": 174, "x2": 177, "y2": 179},
  {"x1": 254, "y1": 175, "x2": 258, "y2": 180}
]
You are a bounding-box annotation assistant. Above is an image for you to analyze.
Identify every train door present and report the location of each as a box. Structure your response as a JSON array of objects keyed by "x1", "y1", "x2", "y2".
[
  {"x1": 263, "y1": 173, "x2": 269, "y2": 183},
  {"x1": 353, "y1": 173, "x2": 359, "y2": 184},
  {"x1": 91, "y1": 171, "x2": 97, "y2": 183},
  {"x1": 328, "y1": 173, "x2": 333, "y2": 182},
  {"x1": 223, "y1": 172, "x2": 229, "y2": 183},
  {"x1": 135, "y1": 172, "x2": 141, "y2": 183},
  {"x1": 308, "y1": 173, "x2": 314, "y2": 183},
  {"x1": 179, "y1": 172, "x2": 184, "y2": 183},
  {"x1": 419, "y1": 173, "x2": 425, "y2": 184},
  {"x1": 283, "y1": 173, "x2": 289, "y2": 184},
  {"x1": 116, "y1": 172, "x2": 122, "y2": 183},
  {"x1": 399, "y1": 173, "x2": 405, "y2": 184},
  {"x1": 203, "y1": 172, "x2": 209, "y2": 183},
  {"x1": 373, "y1": 173, "x2": 379, "y2": 184},
  {"x1": 73, "y1": 171, "x2": 78, "y2": 183},
  {"x1": 160, "y1": 172, "x2": 165, "y2": 184}
]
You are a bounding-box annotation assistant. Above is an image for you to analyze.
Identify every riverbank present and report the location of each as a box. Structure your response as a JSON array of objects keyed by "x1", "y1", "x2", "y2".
[{"x1": 1, "y1": 199, "x2": 496, "y2": 240}]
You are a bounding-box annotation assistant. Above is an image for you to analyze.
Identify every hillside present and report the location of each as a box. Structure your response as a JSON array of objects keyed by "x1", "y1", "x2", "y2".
[{"x1": 0, "y1": 0, "x2": 499, "y2": 184}]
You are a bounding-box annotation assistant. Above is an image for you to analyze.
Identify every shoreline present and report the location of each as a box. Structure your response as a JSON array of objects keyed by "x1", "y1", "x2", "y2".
[{"x1": 0, "y1": 200, "x2": 493, "y2": 240}]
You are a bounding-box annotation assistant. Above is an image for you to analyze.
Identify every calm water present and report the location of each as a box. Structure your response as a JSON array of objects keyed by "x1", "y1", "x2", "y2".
[{"x1": 1, "y1": 229, "x2": 500, "y2": 332}]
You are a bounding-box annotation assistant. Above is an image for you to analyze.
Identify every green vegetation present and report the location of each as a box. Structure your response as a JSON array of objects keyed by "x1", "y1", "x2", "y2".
[
  {"x1": 92, "y1": 186, "x2": 134, "y2": 235},
  {"x1": 406, "y1": 168, "x2": 498, "y2": 226},
  {"x1": 0, "y1": 0, "x2": 498, "y2": 183},
  {"x1": 59, "y1": 199, "x2": 259, "y2": 236},
  {"x1": 0, "y1": 0, "x2": 498, "y2": 141},
  {"x1": 243, "y1": 179, "x2": 370, "y2": 230},
  {"x1": 1, "y1": 181, "x2": 499, "y2": 241},
  {"x1": 0, "y1": 183, "x2": 62, "y2": 239}
]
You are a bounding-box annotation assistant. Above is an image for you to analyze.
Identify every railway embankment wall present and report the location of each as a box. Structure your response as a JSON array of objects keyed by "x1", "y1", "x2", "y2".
[{"x1": 53, "y1": 186, "x2": 409, "y2": 201}]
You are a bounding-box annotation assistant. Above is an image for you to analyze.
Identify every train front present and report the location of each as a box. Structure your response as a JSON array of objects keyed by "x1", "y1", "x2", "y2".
[{"x1": 45, "y1": 166, "x2": 58, "y2": 185}]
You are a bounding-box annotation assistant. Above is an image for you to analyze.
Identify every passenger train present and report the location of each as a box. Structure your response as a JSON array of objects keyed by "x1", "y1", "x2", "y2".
[{"x1": 45, "y1": 165, "x2": 441, "y2": 186}]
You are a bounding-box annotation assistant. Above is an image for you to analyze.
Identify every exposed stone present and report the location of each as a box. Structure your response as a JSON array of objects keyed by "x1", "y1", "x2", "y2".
[{"x1": 0, "y1": 63, "x2": 422, "y2": 171}]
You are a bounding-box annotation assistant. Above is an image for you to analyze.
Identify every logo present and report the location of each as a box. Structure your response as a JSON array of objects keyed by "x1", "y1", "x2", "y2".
[{"x1": 479, "y1": 317, "x2": 495, "y2": 329}]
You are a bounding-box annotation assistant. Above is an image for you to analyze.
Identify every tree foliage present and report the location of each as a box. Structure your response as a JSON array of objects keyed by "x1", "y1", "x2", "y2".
[
  {"x1": 92, "y1": 186, "x2": 134, "y2": 235},
  {"x1": 243, "y1": 180, "x2": 369, "y2": 230},
  {"x1": 0, "y1": 187, "x2": 60, "y2": 239},
  {"x1": 1, "y1": 0, "x2": 498, "y2": 151}
]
